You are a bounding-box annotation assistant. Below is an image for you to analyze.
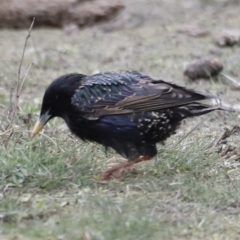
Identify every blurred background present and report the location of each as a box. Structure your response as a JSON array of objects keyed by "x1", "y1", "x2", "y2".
[
  {"x1": 1, "y1": 1, "x2": 240, "y2": 239},
  {"x1": 1, "y1": 0, "x2": 240, "y2": 104}
]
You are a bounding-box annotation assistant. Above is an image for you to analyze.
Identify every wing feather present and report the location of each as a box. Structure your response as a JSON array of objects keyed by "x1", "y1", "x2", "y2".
[{"x1": 71, "y1": 71, "x2": 213, "y2": 119}]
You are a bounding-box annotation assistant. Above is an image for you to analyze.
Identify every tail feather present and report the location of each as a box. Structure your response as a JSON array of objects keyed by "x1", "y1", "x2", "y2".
[
  {"x1": 176, "y1": 100, "x2": 226, "y2": 118},
  {"x1": 183, "y1": 102, "x2": 223, "y2": 117},
  {"x1": 185, "y1": 94, "x2": 235, "y2": 116}
]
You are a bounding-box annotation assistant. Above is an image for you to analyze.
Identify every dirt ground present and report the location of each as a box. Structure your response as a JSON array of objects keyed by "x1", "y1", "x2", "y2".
[
  {"x1": 1, "y1": 0, "x2": 240, "y2": 239},
  {"x1": 0, "y1": 0, "x2": 124, "y2": 28}
]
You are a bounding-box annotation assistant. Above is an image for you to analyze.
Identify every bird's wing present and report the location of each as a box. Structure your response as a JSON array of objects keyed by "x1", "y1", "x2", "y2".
[{"x1": 72, "y1": 70, "x2": 214, "y2": 119}]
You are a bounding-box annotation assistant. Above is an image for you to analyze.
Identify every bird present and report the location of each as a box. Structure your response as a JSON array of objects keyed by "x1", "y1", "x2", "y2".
[{"x1": 31, "y1": 70, "x2": 223, "y2": 180}]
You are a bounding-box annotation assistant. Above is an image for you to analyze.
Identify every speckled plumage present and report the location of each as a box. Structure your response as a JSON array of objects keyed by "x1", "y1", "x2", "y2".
[{"x1": 36, "y1": 70, "x2": 222, "y2": 179}]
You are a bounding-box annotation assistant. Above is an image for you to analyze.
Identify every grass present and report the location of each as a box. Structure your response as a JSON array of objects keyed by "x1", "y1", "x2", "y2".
[{"x1": 1, "y1": 0, "x2": 240, "y2": 239}]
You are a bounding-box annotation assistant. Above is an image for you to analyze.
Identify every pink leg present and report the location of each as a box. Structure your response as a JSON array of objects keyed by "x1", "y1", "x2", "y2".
[{"x1": 100, "y1": 156, "x2": 153, "y2": 180}]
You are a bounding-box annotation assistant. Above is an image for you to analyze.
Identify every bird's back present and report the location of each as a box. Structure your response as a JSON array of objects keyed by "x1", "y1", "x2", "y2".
[{"x1": 72, "y1": 70, "x2": 216, "y2": 118}]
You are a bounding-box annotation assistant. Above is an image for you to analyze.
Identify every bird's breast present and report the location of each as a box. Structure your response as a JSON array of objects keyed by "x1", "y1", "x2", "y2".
[{"x1": 63, "y1": 114, "x2": 141, "y2": 143}]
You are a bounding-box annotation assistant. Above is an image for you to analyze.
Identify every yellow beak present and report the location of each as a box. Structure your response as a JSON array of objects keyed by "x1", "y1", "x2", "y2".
[
  {"x1": 31, "y1": 112, "x2": 51, "y2": 139},
  {"x1": 31, "y1": 120, "x2": 44, "y2": 139}
]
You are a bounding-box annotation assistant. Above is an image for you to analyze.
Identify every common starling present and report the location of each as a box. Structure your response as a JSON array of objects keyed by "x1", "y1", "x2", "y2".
[{"x1": 32, "y1": 70, "x2": 222, "y2": 180}]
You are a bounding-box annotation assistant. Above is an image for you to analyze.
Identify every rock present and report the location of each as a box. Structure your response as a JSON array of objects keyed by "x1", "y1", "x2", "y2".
[
  {"x1": 216, "y1": 30, "x2": 240, "y2": 47},
  {"x1": 184, "y1": 58, "x2": 223, "y2": 80},
  {"x1": 0, "y1": 0, "x2": 124, "y2": 29}
]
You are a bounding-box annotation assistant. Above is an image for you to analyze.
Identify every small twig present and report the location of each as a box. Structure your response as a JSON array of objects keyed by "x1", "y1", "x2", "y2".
[
  {"x1": 2, "y1": 183, "x2": 15, "y2": 197},
  {"x1": 3, "y1": 131, "x2": 14, "y2": 148},
  {"x1": 215, "y1": 125, "x2": 240, "y2": 146},
  {"x1": 221, "y1": 73, "x2": 240, "y2": 87},
  {"x1": 0, "y1": 128, "x2": 14, "y2": 136},
  {"x1": 10, "y1": 17, "x2": 35, "y2": 122},
  {"x1": 206, "y1": 125, "x2": 240, "y2": 149},
  {"x1": 17, "y1": 19, "x2": 35, "y2": 90},
  {"x1": 8, "y1": 87, "x2": 14, "y2": 119},
  {"x1": 221, "y1": 101, "x2": 240, "y2": 111},
  {"x1": 4, "y1": 18, "x2": 35, "y2": 147},
  {"x1": 19, "y1": 63, "x2": 33, "y2": 93},
  {"x1": 210, "y1": 97, "x2": 240, "y2": 112}
]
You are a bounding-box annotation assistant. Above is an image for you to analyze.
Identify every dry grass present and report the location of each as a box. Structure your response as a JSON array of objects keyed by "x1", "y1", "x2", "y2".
[{"x1": 0, "y1": 0, "x2": 240, "y2": 239}]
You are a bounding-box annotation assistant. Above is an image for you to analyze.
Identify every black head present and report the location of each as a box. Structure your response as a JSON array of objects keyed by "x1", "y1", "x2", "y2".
[{"x1": 31, "y1": 73, "x2": 85, "y2": 137}]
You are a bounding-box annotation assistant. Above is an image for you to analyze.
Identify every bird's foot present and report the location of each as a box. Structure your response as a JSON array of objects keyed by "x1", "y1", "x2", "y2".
[
  {"x1": 101, "y1": 155, "x2": 152, "y2": 180},
  {"x1": 101, "y1": 161, "x2": 132, "y2": 180},
  {"x1": 102, "y1": 157, "x2": 132, "y2": 180}
]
